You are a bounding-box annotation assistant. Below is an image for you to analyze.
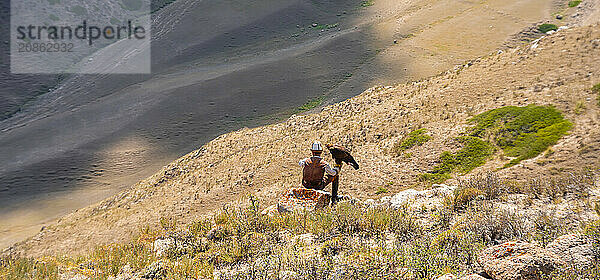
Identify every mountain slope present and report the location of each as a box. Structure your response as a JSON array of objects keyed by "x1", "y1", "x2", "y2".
[{"x1": 6, "y1": 22, "x2": 599, "y2": 258}]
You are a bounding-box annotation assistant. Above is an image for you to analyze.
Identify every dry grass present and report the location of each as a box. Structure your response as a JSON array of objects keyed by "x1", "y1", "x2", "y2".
[{"x1": 2, "y1": 172, "x2": 598, "y2": 279}]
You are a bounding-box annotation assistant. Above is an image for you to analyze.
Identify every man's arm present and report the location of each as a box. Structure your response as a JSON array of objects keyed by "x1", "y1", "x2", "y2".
[
  {"x1": 299, "y1": 158, "x2": 309, "y2": 166},
  {"x1": 324, "y1": 162, "x2": 339, "y2": 176}
]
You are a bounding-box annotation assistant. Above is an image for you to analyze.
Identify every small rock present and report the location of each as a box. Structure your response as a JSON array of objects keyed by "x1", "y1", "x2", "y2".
[
  {"x1": 260, "y1": 204, "x2": 279, "y2": 216},
  {"x1": 153, "y1": 237, "x2": 175, "y2": 258},
  {"x1": 556, "y1": 14, "x2": 563, "y2": 20},
  {"x1": 214, "y1": 264, "x2": 250, "y2": 280},
  {"x1": 279, "y1": 270, "x2": 298, "y2": 280},
  {"x1": 291, "y1": 233, "x2": 316, "y2": 246},
  {"x1": 206, "y1": 225, "x2": 228, "y2": 241},
  {"x1": 546, "y1": 234, "x2": 595, "y2": 268},
  {"x1": 435, "y1": 273, "x2": 457, "y2": 280},
  {"x1": 478, "y1": 241, "x2": 564, "y2": 280},
  {"x1": 277, "y1": 188, "x2": 331, "y2": 213},
  {"x1": 61, "y1": 273, "x2": 90, "y2": 280},
  {"x1": 459, "y1": 274, "x2": 488, "y2": 280},
  {"x1": 138, "y1": 260, "x2": 166, "y2": 279},
  {"x1": 312, "y1": 23, "x2": 318, "y2": 27}
]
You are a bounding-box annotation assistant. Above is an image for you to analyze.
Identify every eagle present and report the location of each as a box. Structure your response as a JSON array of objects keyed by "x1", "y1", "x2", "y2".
[{"x1": 325, "y1": 144, "x2": 359, "y2": 170}]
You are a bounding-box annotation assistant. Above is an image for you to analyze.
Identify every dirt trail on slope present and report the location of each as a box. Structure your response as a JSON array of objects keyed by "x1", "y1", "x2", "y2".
[{"x1": 1, "y1": 0, "x2": 581, "y2": 252}]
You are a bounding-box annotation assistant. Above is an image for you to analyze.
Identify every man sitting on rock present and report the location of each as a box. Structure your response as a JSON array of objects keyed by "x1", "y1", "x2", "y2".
[{"x1": 299, "y1": 141, "x2": 340, "y2": 191}]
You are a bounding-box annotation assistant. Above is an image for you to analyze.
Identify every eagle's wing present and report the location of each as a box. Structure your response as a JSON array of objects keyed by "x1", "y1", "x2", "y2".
[{"x1": 326, "y1": 144, "x2": 359, "y2": 170}]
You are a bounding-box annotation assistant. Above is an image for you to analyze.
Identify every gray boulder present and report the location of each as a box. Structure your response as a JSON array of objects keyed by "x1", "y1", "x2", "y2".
[
  {"x1": 546, "y1": 234, "x2": 595, "y2": 268},
  {"x1": 153, "y1": 237, "x2": 175, "y2": 258},
  {"x1": 478, "y1": 241, "x2": 564, "y2": 280}
]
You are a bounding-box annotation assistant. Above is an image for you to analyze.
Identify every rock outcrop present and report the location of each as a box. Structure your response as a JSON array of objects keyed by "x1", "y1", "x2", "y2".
[
  {"x1": 545, "y1": 234, "x2": 596, "y2": 268},
  {"x1": 478, "y1": 241, "x2": 564, "y2": 280},
  {"x1": 276, "y1": 188, "x2": 332, "y2": 213}
]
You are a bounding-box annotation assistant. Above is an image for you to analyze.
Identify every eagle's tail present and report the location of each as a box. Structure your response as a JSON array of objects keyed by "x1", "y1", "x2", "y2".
[{"x1": 346, "y1": 156, "x2": 359, "y2": 170}]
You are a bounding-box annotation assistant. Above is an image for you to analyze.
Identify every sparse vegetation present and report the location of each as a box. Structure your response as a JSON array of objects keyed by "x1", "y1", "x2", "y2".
[
  {"x1": 568, "y1": 0, "x2": 582, "y2": 7},
  {"x1": 469, "y1": 105, "x2": 572, "y2": 167},
  {"x1": 375, "y1": 186, "x2": 389, "y2": 194},
  {"x1": 311, "y1": 23, "x2": 339, "y2": 30},
  {"x1": 360, "y1": 0, "x2": 374, "y2": 7},
  {"x1": 538, "y1": 23, "x2": 559, "y2": 33},
  {"x1": 395, "y1": 128, "x2": 432, "y2": 154},
  {"x1": 296, "y1": 96, "x2": 324, "y2": 113},
  {"x1": 575, "y1": 100, "x2": 586, "y2": 114},
  {"x1": 1, "y1": 172, "x2": 597, "y2": 279},
  {"x1": 593, "y1": 83, "x2": 600, "y2": 106}
]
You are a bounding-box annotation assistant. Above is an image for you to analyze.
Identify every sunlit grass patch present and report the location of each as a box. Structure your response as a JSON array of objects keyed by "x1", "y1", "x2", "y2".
[
  {"x1": 395, "y1": 128, "x2": 432, "y2": 154},
  {"x1": 469, "y1": 105, "x2": 572, "y2": 167},
  {"x1": 538, "y1": 23, "x2": 558, "y2": 33},
  {"x1": 420, "y1": 136, "x2": 495, "y2": 183},
  {"x1": 568, "y1": 0, "x2": 582, "y2": 7}
]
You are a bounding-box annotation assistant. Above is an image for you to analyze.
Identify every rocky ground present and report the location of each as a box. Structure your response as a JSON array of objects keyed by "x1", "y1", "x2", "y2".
[{"x1": 6, "y1": 175, "x2": 599, "y2": 279}]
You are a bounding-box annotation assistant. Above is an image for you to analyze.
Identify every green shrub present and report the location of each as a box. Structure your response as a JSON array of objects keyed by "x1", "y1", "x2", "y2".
[
  {"x1": 568, "y1": 0, "x2": 582, "y2": 7},
  {"x1": 420, "y1": 136, "x2": 495, "y2": 183},
  {"x1": 538, "y1": 23, "x2": 558, "y2": 33},
  {"x1": 469, "y1": 105, "x2": 572, "y2": 167},
  {"x1": 395, "y1": 128, "x2": 432, "y2": 154}
]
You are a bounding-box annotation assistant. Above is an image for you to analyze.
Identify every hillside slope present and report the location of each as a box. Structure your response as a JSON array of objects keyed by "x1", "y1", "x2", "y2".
[{"x1": 6, "y1": 23, "x2": 600, "y2": 258}]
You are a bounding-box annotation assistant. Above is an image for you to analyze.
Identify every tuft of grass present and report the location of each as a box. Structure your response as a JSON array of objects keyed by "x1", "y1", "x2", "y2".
[
  {"x1": 395, "y1": 128, "x2": 432, "y2": 154},
  {"x1": 538, "y1": 23, "x2": 558, "y2": 33},
  {"x1": 360, "y1": 0, "x2": 374, "y2": 7},
  {"x1": 375, "y1": 186, "x2": 389, "y2": 194},
  {"x1": 575, "y1": 100, "x2": 586, "y2": 115},
  {"x1": 593, "y1": 83, "x2": 600, "y2": 106},
  {"x1": 296, "y1": 96, "x2": 324, "y2": 113},
  {"x1": 568, "y1": 0, "x2": 582, "y2": 7},
  {"x1": 420, "y1": 136, "x2": 495, "y2": 183},
  {"x1": 469, "y1": 105, "x2": 572, "y2": 167}
]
